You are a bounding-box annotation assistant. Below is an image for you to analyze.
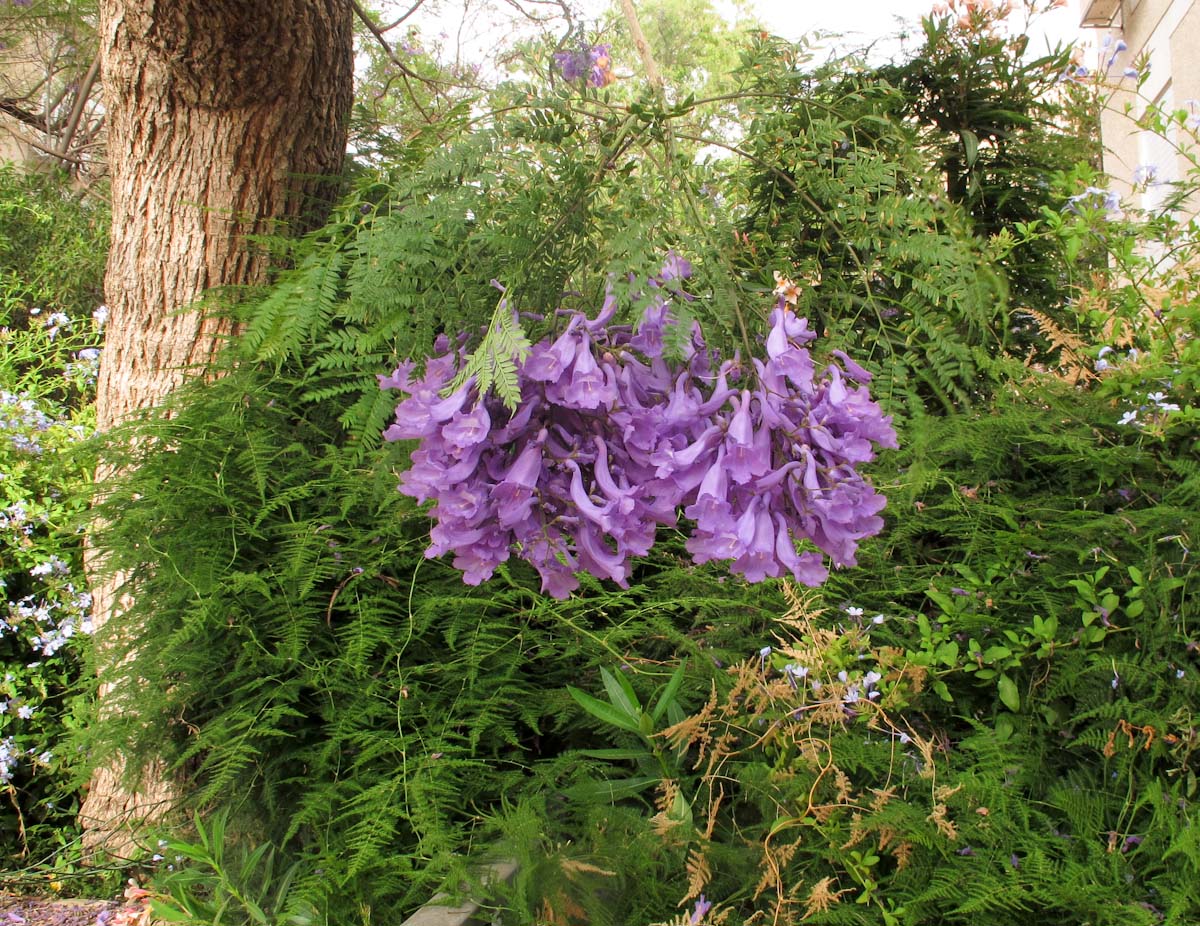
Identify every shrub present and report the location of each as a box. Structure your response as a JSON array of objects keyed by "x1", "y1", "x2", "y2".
[{"x1": 0, "y1": 165, "x2": 106, "y2": 873}]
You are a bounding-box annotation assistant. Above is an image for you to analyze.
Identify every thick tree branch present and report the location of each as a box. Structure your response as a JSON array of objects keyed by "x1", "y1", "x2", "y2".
[
  {"x1": 0, "y1": 98, "x2": 47, "y2": 132},
  {"x1": 617, "y1": 0, "x2": 664, "y2": 93},
  {"x1": 56, "y1": 54, "x2": 102, "y2": 160}
]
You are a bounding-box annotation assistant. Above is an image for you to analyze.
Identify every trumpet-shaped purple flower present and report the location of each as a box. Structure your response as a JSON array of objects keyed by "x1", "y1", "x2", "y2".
[
  {"x1": 553, "y1": 44, "x2": 615, "y2": 88},
  {"x1": 560, "y1": 335, "x2": 616, "y2": 409},
  {"x1": 382, "y1": 261, "x2": 895, "y2": 596}
]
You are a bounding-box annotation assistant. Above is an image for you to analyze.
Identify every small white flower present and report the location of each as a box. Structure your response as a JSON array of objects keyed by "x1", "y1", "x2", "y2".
[
  {"x1": 845, "y1": 606, "x2": 864, "y2": 618},
  {"x1": 871, "y1": 614, "x2": 885, "y2": 625},
  {"x1": 1118, "y1": 410, "x2": 1138, "y2": 426}
]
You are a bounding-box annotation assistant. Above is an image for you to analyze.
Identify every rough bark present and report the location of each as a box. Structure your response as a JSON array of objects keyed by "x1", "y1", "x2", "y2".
[{"x1": 82, "y1": 0, "x2": 353, "y2": 857}]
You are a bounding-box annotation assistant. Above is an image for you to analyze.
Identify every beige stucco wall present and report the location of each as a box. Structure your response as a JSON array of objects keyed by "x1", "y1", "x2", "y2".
[
  {"x1": 0, "y1": 36, "x2": 50, "y2": 167},
  {"x1": 1092, "y1": 0, "x2": 1200, "y2": 218}
]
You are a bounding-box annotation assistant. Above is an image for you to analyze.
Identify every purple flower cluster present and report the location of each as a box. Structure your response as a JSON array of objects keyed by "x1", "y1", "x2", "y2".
[
  {"x1": 553, "y1": 43, "x2": 615, "y2": 88},
  {"x1": 381, "y1": 261, "x2": 896, "y2": 598}
]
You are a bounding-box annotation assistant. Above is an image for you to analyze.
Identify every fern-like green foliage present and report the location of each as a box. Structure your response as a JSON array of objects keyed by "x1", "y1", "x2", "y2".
[
  {"x1": 76, "y1": 95, "x2": 795, "y2": 919},
  {"x1": 450, "y1": 293, "x2": 532, "y2": 410},
  {"x1": 728, "y1": 53, "x2": 1006, "y2": 414},
  {"x1": 73, "y1": 30, "x2": 1199, "y2": 926}
]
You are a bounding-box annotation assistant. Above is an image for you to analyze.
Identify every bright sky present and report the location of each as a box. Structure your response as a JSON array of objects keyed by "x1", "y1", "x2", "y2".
[
  {"x1": 738, "y1": 0, "x2": 1084, "y2": 56},
  {"x1": 401, "y1": 0, "x2": 1086, "y2": 77},
  {"x1": 749, "y1": 0, "x2": 1076, "y2": 42}
]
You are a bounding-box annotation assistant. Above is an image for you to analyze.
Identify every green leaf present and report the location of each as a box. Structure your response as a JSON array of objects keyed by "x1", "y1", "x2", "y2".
[
  {"x1": 667, "y1": 789, "x2": 693, "y2": 828},
  {"x1": 927, "y1": 589, "x2": 955, "y2": 613},
  {"x1": 651, "y1": 660, "x2": 687, "y2": 723},
  {"x1": 567, "y1": 686, "x2": 643, "y2": 733},
  {"x1": 244, "y1": 897, "x2": 269, "y2": 925},
  {"x1": 564, "y1": 776, "x2": 660, "y2": 802},
  {"x1": 148, "y1": 901, "x2": 197, "y2": 924},
  {"x1": 601, "y1": 666, "x2": 641, "y2": 718},
  {"x1": 998, "y1": 674, "x2": 1020, "y2": 712},
  {"x1": 936, "y1": 640, "x2": 960, "y2": 666},
  {"x1": 961, "y1": 129, "x2": 980, "y2": 167}
]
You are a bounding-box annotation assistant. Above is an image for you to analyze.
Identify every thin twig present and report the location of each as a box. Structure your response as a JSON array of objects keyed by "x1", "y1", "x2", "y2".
[
  {"x1": 496, "y1": 0, "x2": 561, "y2": 23},
  {"x1": 2, "y1": 124, "x2": 86, "y2": 164},
  {"x1": 380, "y1": 0, "x2": 428, "y2": 31},
  {"x1": 350, "y1": 0, "x2": 442, "y2": 124}
]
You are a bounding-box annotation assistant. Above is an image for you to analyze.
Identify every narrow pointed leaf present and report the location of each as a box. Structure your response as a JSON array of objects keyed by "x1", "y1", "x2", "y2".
[{"x1": 568, "y1": 685, "x2": 642, "y2": 733}]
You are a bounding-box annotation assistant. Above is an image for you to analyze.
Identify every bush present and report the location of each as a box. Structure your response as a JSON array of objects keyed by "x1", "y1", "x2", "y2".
[{"x1": 0, "y1": 165, "x2": 106, "y2": 873}]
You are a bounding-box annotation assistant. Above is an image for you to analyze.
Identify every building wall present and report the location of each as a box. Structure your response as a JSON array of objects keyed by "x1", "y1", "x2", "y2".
[
  {"x1": 1092, "y1": 0, "x2": 1199, "y2": 217},
  {"x1": 0, "y1": 42, "x2": 40, "y2": 166}
]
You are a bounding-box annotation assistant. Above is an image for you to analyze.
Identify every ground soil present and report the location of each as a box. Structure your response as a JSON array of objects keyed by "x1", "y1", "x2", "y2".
[{"x1": 0, "y1": 895, "x2": 120, "y2": 926}]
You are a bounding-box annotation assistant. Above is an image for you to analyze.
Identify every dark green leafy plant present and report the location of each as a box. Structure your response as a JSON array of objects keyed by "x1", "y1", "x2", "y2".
[
  {"x1": 0, "y1": 165, "x2": 106, "y2": 877},
  {"x1": 71, "y1": 10, "x2": 1200, "y2": 926},
  {"x1": 150, "y1": 810, "x2": 321, "y2": 926}
]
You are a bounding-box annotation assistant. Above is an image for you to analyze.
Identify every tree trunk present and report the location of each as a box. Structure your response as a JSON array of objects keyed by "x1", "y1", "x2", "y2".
[{"x1": 81, "y1": 0, "x2": 353, "y2": 857}]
